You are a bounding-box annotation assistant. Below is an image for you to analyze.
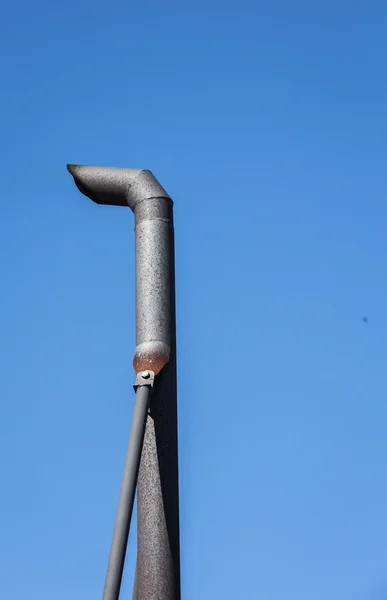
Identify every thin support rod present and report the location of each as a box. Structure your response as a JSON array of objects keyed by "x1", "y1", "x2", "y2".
[{"x1": 102, "y1": 384, "x2": 152, "y2": 600}]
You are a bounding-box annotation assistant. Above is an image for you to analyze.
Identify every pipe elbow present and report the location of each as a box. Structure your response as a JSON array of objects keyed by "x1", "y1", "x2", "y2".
[{"x1": 67, "y1": 164, "x2": 171, "y2": 211}]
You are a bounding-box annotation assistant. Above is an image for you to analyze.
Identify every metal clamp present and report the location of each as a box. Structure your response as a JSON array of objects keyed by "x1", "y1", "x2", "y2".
[{"x1": 133, "y1": 370, "x2": 155, "y2": 391}]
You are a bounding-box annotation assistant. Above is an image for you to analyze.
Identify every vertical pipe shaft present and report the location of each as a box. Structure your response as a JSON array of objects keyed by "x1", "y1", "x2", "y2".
[
  {"x1": 133, "y1": 199, "x2": 180, "y2": 599},
  {"x1": 102, "y1": 384, "x2": 151, "y2": 600}
]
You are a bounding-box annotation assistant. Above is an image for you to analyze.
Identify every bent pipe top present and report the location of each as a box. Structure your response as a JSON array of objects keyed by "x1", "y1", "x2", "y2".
[
  {"x1": 67, "y1": 164, "x2": 172, "y2": 210},
  {"x1": 67, "y1": 164, "x2": 173, "y2": 375}
]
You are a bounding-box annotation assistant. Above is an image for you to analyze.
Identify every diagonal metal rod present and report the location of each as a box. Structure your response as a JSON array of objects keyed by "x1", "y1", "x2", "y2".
[{"x1": 102, "y1": 382, "x2": 152, "y2": 600}]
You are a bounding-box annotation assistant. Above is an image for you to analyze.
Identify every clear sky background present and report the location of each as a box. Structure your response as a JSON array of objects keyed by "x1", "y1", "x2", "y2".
[{"x1": 0, "y1": 1, "x2": 386, "y2": 599}]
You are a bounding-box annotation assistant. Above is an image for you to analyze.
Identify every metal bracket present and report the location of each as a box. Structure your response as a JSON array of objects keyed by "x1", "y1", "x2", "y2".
[{"x1": 133, "y1": 370, "x2": 155, "y2": 391}]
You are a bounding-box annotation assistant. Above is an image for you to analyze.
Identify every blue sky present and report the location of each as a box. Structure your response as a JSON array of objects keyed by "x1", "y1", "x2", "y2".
[{"x1": 0, "y1": 1, "x2": 386, "y2": 598}]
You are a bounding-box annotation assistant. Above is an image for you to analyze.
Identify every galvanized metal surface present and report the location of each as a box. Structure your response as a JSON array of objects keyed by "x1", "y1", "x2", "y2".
[
  {"x1": 67, "y1": 165, "x2": 170, "y2": 210},
  {"x1": 133, "y1": 198, "x2": 173, "y2": 375},
  {"x1": 67, "y1": 165, "x2": 180, "y2": 600},
  {"x1": 135, "y1": 233, "x2": 180, "y2": 599}
]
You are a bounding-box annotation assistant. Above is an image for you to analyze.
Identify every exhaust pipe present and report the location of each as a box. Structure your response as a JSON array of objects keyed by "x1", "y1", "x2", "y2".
[{"x1": 67, "y1": 165, "x2": 180, "y2": 600}]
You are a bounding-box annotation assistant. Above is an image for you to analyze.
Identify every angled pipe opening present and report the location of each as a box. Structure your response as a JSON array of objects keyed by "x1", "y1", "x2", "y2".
[{"x1": 67, "y1": 164, "x2": 171, "y2": 211}]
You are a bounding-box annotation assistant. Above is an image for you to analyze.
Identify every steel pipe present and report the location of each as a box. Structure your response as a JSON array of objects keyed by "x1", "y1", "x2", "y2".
[{"x1": 67, "y1": 165, "x2": 180, "y2": 600}]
